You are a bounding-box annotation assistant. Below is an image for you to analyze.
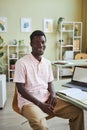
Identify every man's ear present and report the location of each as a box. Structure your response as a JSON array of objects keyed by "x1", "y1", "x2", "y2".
[{"x1": 30, "y1": 42, "x2": 32, "y2": 46}]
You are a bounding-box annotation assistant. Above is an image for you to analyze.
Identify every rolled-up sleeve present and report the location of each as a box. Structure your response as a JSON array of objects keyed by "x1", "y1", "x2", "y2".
[{"x1": 13, "y1": 60, "x2": 26, "y2": 83}]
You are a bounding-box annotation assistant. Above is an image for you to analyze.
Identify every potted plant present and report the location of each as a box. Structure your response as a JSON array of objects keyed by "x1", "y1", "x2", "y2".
[
  {"x1": 57, "y1": 17, "x2": 65, "y2": 31},
  {"x1": 0, "y1": 36, "x2": 5, "y2": 73},
  {"x1": 0, "y1": 52, "x2": 4, "y2": 74},
  {"x1": 0, "y1": 23, "x2": 5, "y2": 32}
]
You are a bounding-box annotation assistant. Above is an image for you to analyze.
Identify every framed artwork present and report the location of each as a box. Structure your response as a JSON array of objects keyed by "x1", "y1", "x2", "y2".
[
  {"x1": 21, "y1": 18, "x2": 31, "y2": 32},
  {"x1": 43, "y1": 18, "x2": 53, "y2": 33},
  {"x1": 0, "y1": 17, "x2": 7, "y2": 32}
]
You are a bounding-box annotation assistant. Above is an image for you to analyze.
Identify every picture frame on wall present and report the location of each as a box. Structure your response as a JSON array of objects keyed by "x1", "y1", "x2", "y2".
[
  {"x1": 43, "y1": 18, "x2": 53, "y2": 33},
  {"x1": 0, "y1": 17, "x2": 7, "y2": 32},
  {"x1": 21, "y1": 18, "x2": 31, "y2": 32}
]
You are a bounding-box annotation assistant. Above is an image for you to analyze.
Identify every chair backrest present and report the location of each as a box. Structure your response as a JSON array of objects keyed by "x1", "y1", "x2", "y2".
[
  {"x1": 12, "y1": 86, "x2": 22, "y2": 115},
  {"x1": 75, "y1": 53, "x2": 87, "y2": 60}
]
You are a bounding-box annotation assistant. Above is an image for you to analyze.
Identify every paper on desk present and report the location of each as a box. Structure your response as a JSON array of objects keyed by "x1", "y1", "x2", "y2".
[
  {"x1": 58, "y1": 88, "x2": 87, "y2": 104},
  {"x1": 53, "y1": 61, "x2": 73, "y2": 65}
]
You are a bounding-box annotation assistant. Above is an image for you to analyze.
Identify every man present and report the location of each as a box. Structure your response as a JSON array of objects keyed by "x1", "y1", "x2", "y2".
[{"x1": 13, "y1": 30, "x2": 84, "y2": 130}]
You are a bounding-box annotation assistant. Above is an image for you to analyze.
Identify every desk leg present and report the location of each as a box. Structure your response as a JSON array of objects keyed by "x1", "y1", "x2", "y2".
[
  {"x1": 57, "y1": 67, "x2": 59, "y2": 80},
  {"x1": 57, "y1": 67, "x2": 63, "y2": 80}
]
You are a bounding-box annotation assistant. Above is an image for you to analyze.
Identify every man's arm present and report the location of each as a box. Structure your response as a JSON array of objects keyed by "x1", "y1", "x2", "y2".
[
  {"x1": 16, "y1": 82, "x2": 55, "y2": 116},
  {"x1": 16, "y1": 82, "x2": 42, "y2": 106},
  {"x1": 47, "y1": 82, "x2": 57, "y2": 107}
]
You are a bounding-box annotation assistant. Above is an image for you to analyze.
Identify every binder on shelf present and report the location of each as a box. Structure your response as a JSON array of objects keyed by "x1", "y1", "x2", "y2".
[{"x1": 73, "y1": 40, "x2": 80, "y2": 50}]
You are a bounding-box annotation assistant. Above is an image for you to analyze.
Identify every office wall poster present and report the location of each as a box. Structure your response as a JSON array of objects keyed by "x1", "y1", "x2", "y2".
[
  {"x1": 0, "y1": 17, "x2": 7, "y2": 32},
  {"x1": 21, "y1": 18, "x2": 31, "y2": 32},
  {"x1": 43, "y1": 18, "x2": 53, "y2": 33}
]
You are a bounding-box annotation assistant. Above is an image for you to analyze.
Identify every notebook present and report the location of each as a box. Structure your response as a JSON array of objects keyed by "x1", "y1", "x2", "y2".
[{"x1": 62, "y1": 66, "x2": 87, "y2": 91}]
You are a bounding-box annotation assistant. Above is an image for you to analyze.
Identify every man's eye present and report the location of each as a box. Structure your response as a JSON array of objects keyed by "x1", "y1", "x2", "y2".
[{"x1": 42, "y1": 41, "x2": 45, "y2": 44}]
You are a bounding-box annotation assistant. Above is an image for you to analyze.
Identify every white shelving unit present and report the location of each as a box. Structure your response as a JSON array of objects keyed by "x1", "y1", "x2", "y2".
[
  {"x1": 7, "y1": 43, "x2": 29, "y2": 82},
  {"x1": 18, "y1": 44, "x2": 29, "y2": 59},
  {"x1": 7, "y1": 45, "x2": 18, "y2": 82},
  {"x1": 58, "y1": 21, "x2": 82, "y2": 60},
  {"x1": 0, "y1": 44, "x2": 8, "y2": 75},
  {"x1": 58, "y1": 21, "x2": 82, "y2": 77}
]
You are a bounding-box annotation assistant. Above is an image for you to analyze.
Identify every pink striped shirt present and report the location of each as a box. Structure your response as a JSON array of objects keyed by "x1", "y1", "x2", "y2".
[{"x1": 13, "y1": 54, "x2": 54, "y2": 110}]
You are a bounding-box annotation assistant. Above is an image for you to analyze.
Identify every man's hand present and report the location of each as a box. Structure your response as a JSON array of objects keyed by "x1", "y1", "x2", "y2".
[
  {"x1": 39, "y1": 94, "x2": 57, "y2": 116},
  {"x1": 50, "y1": 94, "x2": 57, "y2": 107},
  {"x1": 39, "y1": 102, "x2": 55, "y2": 116},
  {"x1": 46, "y1": 94, "x2": 57, "y2": 107}
]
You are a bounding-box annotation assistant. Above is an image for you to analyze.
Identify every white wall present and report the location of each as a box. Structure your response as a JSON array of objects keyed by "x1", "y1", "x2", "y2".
[{"x1": 0, "y1": 0, "x2": 82, "y2": 60}]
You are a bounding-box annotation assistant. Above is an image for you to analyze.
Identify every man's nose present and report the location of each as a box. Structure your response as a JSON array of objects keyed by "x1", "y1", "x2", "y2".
[{"x1": 39, "y1": 43, "x2": 43, "y2": 47}]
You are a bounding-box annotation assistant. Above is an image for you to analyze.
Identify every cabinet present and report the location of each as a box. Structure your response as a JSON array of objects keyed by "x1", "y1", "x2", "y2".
[
  {"x1": 58, "y1": 21, "x2": 82, "y2": 77},
  {"x1": 8, "y1": 43, "x2": 29, "y2": 82}
]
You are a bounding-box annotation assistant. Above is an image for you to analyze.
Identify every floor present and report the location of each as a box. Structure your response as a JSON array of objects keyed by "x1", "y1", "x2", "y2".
[{"x1": 0, "y1": 82, "x2": 87, "y2": 130}]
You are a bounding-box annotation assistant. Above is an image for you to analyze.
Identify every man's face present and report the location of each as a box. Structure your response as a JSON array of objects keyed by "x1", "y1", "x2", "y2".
[{"x1": 31, "y1": 36, "x2": 46, "y2": 56}]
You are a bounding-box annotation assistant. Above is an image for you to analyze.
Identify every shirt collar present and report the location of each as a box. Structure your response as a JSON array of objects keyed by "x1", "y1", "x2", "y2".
[{"x1": 30, "y1": 53, "x2": 43, "y2": 64}]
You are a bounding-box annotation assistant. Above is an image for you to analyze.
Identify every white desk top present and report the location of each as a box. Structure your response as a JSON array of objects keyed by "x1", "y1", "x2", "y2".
[
  {"x1": 52, "y1": 59, "x2": 87, "y2": 67},
  {"x1": 53, "y1": 79, "x2": 87, "y2": 111},
  {"x1": 52, "y1": 59, "x2": 87, "y2": 80}
]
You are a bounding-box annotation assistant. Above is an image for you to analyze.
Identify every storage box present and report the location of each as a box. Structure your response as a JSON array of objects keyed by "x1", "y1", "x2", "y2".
[
  {"x1": 73, "y1": 40, "x2": 80, "y2": 50},
  {"x1": 59, "y1": 68, "x2": 72, "y2": 77}
]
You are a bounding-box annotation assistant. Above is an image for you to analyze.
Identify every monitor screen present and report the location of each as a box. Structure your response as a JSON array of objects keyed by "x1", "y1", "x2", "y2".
[{"x1": 73, "y1": 67, "x2": 87, "y2": 83}]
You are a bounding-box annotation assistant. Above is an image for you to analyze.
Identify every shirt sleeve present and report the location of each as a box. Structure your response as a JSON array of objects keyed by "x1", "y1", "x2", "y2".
[{"x1": 13, "y1": 60, "x2": 26, "y2": 83}]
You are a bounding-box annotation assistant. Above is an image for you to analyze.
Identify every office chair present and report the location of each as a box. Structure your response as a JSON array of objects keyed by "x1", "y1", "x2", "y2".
[
  {"x1": 12, "y1": 86, "x2": 52, "y2": 126},
  {"x1": 70, "y1": 53, "x2": 87, "y2": 72},
  {"x1": 75, "y1": 53, "x2": 87, "y2": 59},
  {"x1": 12, "y1": 86, "x2": 28, "y2": 125},
  {"x1": 12, "y1": 86, "x2": 21, "y2": 115}
]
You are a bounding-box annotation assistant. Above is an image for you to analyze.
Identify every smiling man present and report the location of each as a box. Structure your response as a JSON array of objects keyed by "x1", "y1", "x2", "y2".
[{"x1": 13, "y1": 30, "x2": 84, "y2": 130}]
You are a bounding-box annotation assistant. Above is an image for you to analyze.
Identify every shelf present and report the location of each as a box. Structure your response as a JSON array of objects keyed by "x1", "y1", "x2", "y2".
[
  {"x1": 8, "y1": 45, "x2": 18, "y2": 47},
  {"x1": 61, "y1": 30, "x2": 73, "y2": 32},
  {"x1": 59, "y1": 21, "x2": 82, "y2": 60},
  {"x1": 7, "y1": 44, "x2": 29, "y2": 82},
  {"x1": 61, "y1": 44, "x2": 73, "y2": 47},
  {"x1": 8, "y1": 69, "x2": 15, "y2": 71},
  {"x1": 73, "y1": 50, "x2": 81, "y2": 52},
  {"x1": 19, "y1": 44, "x2": 29, "y2": 46},
  {"x1": 9, "y1": 56, "x2": 18, "y2": 59},
  {"x1": 58, "y1": 21, "x2": 82, "y2": 78},
  {"x1": 74, "y1": 36, "x2": 82, "y2": 39}
]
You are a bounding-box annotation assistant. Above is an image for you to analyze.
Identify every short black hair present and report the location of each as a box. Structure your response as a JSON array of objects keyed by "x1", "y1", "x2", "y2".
[{"x1": 30, "y1": 30, "x2": 46, "y2": 42}]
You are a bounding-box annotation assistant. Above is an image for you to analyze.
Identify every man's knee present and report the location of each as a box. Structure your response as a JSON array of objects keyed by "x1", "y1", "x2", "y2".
[{"x1": 29, "y1": 118, "x2": 48, "y2": 130}]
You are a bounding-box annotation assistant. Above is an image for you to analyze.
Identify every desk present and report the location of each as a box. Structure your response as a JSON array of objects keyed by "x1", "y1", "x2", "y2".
[
  {"x1": 53, "y1": 79, "x2": 87, "y2": 111},
  {"x1": 52, "y1": 59, "x2": 87, "y2": 80}
]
